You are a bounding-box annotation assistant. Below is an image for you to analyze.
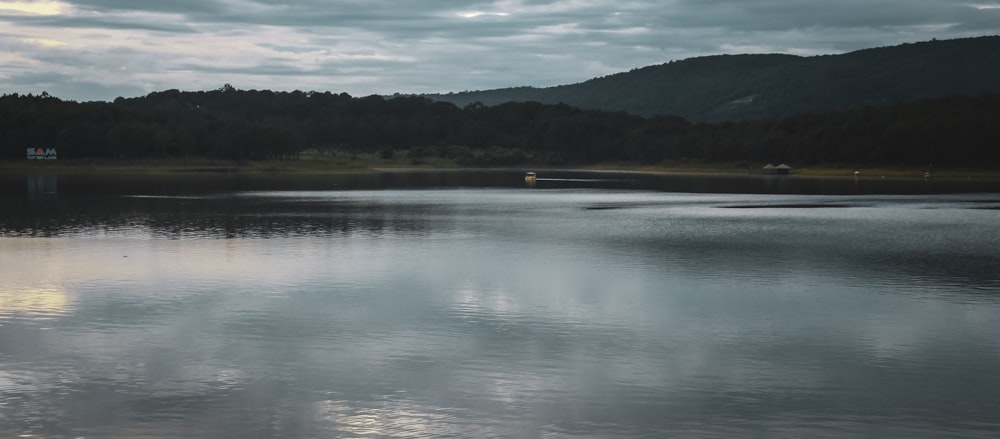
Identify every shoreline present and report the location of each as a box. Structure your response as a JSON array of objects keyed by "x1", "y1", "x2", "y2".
[
  {"x1": 579, "y1": 163, "x2": 1000, "y2": 181},
  {"x1": 3, "y1": 158, "x2": 998, "y2": 181}
]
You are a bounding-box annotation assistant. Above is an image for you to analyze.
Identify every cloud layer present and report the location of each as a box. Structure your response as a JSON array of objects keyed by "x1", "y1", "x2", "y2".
[{"x1": 1, "y1": 0, "x2": 998, "y2": 101}]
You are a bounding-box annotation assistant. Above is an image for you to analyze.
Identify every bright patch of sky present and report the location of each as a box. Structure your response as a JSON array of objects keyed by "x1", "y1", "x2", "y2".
[
  {"x1": 0, "y1": 0, "x2": 65, "y2": 15},
  {"x1": 0, "y1": 0, "x2": 997, "y2": 101},
  {"x1": 457, "y1": 11, "x2": 511, "y2": 18}
]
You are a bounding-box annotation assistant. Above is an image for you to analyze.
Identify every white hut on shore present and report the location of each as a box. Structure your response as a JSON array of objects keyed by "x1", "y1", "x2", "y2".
[{"x1": 762, "y1": 163, "x2": 792, "y2": 175}]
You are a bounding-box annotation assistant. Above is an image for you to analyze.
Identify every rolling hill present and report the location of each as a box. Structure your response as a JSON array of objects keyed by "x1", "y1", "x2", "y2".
[{"x1": 424, "y1": 36, "x2": 1000, "y2": 122}]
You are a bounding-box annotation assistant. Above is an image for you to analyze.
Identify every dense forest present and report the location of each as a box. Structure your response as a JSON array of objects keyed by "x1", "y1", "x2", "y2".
[
  {"x1": 1, "y1": 87, "x2": 998, "y2": 168},
  {"x1": 426, "y1": 36, "x2": 1000, "y2": 122}
]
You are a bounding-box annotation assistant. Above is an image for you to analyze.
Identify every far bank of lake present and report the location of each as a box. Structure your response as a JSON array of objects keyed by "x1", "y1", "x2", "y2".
[{"x1": 3, "y1": 155, "x2": 999, "y2": 183}]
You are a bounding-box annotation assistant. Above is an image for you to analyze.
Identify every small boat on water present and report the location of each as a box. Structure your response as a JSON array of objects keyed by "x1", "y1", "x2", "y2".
[{"x1": 524, "y1": 172, "x2": 537, "y2": 183}]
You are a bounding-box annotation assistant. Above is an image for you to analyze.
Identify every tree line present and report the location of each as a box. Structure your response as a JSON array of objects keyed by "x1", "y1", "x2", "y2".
[{"x1": 1, "y1": 86, "x2": 998, "y2": 168}]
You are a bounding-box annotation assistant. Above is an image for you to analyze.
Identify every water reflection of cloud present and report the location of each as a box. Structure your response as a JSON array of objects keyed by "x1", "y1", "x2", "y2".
[
  {"x1": 0, "y1": 285, "x2": 73, "y2": 320},
  {"x1": 2, "y1": 188, "x2": 1000, "y2": 436},
  {"x1": 451, "y1": 285, "x2": 522, "y2": 318},
  {"x1": 314, "y1": 399, "x2": 505, "y2": 438}
]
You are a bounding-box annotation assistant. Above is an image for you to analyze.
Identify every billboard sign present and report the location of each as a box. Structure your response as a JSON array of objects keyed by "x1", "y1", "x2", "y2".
[{"x1": 27, "y1": 148, "x2": 58, "y2": 160}]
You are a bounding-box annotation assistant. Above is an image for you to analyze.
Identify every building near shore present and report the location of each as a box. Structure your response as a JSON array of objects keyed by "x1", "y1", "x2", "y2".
[
  {"x1": 762, "y1": 163, "x2": 792, "y2": 175},
  {"x1": 26, "y1": 148, "x2": 58, "y2": 160}
]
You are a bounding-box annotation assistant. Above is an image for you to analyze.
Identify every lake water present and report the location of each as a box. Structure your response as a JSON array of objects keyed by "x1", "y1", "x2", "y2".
[{"x1": 2, "y1": 171, "x2": 1000, "y2": 438}]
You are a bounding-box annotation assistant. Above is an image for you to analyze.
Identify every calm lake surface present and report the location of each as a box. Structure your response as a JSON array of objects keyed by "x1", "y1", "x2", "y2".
[{"x1": 2, "y1": 170, "x2": 1000, "y2": 438}]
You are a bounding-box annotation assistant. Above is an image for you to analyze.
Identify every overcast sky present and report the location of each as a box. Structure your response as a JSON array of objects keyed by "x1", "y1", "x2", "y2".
[{"x1": 2, "y1": 0, "x2": 998, "y2": 102}]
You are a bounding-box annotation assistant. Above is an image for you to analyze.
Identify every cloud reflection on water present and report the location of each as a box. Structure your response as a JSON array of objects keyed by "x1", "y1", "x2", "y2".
[{"x1": 1, "y1": 187, "x2": 999, "y2": 437}]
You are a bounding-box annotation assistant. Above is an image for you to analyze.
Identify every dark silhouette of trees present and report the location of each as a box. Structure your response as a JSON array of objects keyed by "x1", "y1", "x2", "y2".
[{"x1": 1, "y1": 89, "x2": 998, "y2": 169}]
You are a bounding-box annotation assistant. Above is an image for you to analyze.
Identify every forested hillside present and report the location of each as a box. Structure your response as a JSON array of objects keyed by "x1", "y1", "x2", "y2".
[
  {"x1": 1, "y1": 88, "x2": 998, "y2": 168},
  {"x1": 425, "y1": 36, "x2": 1000, "y2": 122}
]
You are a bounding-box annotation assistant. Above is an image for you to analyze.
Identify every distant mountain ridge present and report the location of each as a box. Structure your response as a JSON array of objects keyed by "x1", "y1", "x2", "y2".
[{"x1": 424, "y1": 36, "x2": 1000, "y2": 122}]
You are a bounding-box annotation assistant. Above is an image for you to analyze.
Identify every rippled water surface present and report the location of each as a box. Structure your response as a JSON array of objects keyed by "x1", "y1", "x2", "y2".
[{"x1": 2, "y1": 172, "x2": 1000, "y2": 438}]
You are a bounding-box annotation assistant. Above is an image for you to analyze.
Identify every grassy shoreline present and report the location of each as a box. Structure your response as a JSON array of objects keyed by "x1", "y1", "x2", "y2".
[{"x1": 3, "y1": 156, "x2": 998, "y2": 181}]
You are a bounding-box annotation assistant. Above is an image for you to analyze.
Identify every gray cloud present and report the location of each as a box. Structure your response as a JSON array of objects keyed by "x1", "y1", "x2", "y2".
[
  {"x1": 1, "y1": 0, "x2": 997, "y2": 101},
  {"x1": 15, "y1": 14, "x2": 197, "y2": 32}
]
